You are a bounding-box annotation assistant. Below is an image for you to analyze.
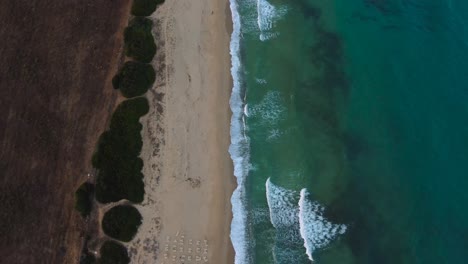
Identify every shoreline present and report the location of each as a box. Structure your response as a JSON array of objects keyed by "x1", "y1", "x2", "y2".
[{"x1": 128, "y1": 0, "x2": 235, "y2": 263}]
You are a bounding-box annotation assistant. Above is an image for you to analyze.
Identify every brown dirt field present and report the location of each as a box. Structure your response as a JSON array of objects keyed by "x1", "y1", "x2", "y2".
[{"x1": 0, "y1": 1, "x2": 132, "y2": 263}]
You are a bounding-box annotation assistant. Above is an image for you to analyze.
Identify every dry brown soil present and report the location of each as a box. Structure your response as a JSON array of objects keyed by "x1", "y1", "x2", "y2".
[{"x1": 0, "y1": 1, "x2": 131, "y2": 263}]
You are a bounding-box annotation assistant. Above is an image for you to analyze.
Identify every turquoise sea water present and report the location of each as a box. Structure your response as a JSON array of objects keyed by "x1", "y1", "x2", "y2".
[{"x1": 229, "y1": 0, "x2": 468, "y2": 263}]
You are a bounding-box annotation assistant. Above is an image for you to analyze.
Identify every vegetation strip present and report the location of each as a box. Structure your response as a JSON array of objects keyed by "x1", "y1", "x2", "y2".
[
  {"x1": 93, "y1": 97, "x2": 149, "y2": 203},
  {"x1": 75, "y1": 0, "x2": 165, "y2": 262}
]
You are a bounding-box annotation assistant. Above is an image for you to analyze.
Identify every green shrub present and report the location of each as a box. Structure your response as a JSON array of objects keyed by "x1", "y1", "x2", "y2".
[
  {"x1": 124, "y1": 17, "x2": 156, "y2": 63},
  {"x1": 102, "y1": 205, "x2": 142, "y2": 242},
  {"x1": 131, "y1": 0, "x2": 165, "y2": 16},
  {"x1": 98, "y1": 241, "x2": 129, "y2": 264},
  {"x1": 112, "y1": 61, "x2": 155, "y2": 98},
  {"x1": 93, "y1": 97, "x2": 149, "y2": 203},
  {"x1": 74, "y1": 182, "x2": 94, "y2": 217},
  {"x1": 110, "y1": 97, "x2": 150, "y2": 129},
  {"x1": 95, "y1": 157, "x2": 145, "y2": 203}
]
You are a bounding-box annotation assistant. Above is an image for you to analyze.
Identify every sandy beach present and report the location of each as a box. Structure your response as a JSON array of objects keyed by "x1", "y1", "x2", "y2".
[{"x1": 128, "y1": 0, "x2": 235, "y2": 263}]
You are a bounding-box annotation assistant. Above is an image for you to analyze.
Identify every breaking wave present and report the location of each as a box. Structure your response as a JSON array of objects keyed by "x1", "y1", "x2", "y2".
[
  {"x1": 266, "y1": 178, "x2": 299, "y2": 229},
  {"x1": 266, "y1": 178, "x2": 347, "y2": 261},
  {"x1": 228, "y1": 0, "x2": 343, "y2": 262},
  {"x1": 228, "y1": 0, "x2": 251, "y2": 263}
]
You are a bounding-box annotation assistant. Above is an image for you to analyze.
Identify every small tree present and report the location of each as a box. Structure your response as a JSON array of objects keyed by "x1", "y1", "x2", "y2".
[
  {"x1": 124, "y1": 17, "x2": 156, "y2": 63},
  {"x1": 131, "y1": 0, "x2": 165, "y2": 17},
  {"x1": 98, "y1": 241, "x2": 129, "y2": 264},
  {"x1": 112, "y1": 61, "x2": 155, "y2": 98},
  {"x1": 102, "y1": 205, "x2": 142, "y2": 242},
  {"x1": 74, "y1": 182, "x2": 94, "y2": 217}
]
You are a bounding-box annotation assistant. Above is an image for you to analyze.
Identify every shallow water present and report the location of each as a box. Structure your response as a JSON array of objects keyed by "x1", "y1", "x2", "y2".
[{"x1": 229, "y1": 0, "x2": 468, "y2": 263}]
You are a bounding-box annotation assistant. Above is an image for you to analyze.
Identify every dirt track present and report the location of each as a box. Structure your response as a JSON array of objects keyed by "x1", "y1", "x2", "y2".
[{"x1": 0, "y1": 1, "x2": 131, "y2": 263}]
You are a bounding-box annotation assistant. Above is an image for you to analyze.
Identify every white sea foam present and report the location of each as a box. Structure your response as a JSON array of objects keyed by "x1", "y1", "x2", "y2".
[
  {"x1": 299, "y1": 189, "x2": 347, "y2": 261},
  {"x1": 238, "y1": 0, "x2": 259, "y2": 34},
  {"x1": 229, "y1": 0, "x2": 251, "y2": 263},
  {"x1": 266, "y1": 129, "x2": 282, "y2": 141},
  {"x1": 248, "y1": 91, "x2": 286, "y2": 124},
  {"x1": 257, "y1": 0, "x2": 287, "y2": 41},
  {"x1": 251, "y1": 207, "x2": 270, "y2": 225},
  {"x1": 229, "y1": 0, "x2": 343, "y2": 262},
  {"x1": 266, "y1": 178, "x2": 347, "y2": 261},
  {"x1": 244, "y1": 104, "x2": 249, "y2": 117},
  {"x1": 266, "y1": 178, "x2": 299, "y2": 228}
]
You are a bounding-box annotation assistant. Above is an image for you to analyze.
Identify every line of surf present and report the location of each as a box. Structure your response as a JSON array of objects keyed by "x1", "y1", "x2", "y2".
[{"x1": 228, "y1": 0, "x2": 251, "y2": 263}]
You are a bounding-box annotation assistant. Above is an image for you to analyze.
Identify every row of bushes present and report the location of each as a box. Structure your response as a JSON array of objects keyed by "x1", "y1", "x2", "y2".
[
  {"x1": 76, "y1": 1, "x2": 165, "y2": 263},
  {"x1": 114, "y1": 16, "x2": 157, "y2": 99},
  {"x1": 75, "y1": 97, "x2": 147, "y2": 260},
  {"x1": 93, "y1": 97, "x2": 149, "y2": 203}
]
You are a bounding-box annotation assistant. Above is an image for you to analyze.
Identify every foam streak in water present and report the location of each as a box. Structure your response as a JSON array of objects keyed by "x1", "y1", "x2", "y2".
[
  {"x1": 248, "y1": 91, "x2": 286, "y2": 125},
  {"x1": 256, "y1": 0, "x2": 286, "y2": 41},
  {"x1": 299, "y1": 189, "x2": 347, "y2": 261}
]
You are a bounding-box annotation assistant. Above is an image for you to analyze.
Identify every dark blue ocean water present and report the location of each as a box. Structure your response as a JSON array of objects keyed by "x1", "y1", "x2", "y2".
[{"x1": 229, "y1": 0, "x2": 468, "y2": 263}]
